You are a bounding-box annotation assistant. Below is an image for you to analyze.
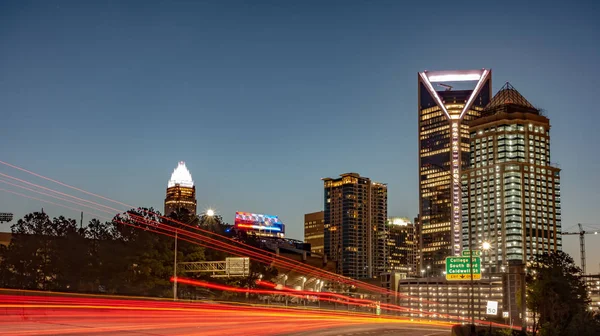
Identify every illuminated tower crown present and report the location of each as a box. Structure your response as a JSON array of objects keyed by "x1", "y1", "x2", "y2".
[
  {"x1": 164, "y1": 161, "x2": 197, "y2": 216},
  {"x1": 168, "y1": 161, "x2": 194, "y2": 188}
]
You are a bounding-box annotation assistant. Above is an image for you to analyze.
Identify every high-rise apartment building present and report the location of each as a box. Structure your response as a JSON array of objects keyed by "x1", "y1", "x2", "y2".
[
  {"x1": 418, "y1": 69, "x2": 492, "y2": 273},
  {"x1": 164, "y1": 161, "x2": 197, "y2": 216},
  {"x1": 413, "y1": 215, "x2": 422, "y2": 275},
  {"x1": 304, "y1": 211, "x2": 325, "y2": 255},
  {"x1": 461, "y1": 83, "x2": 562, "y2": 273},
  {"x1": 386, "y1": 217, "x2": 416, "y2": 276},
  {"x1": 323, "y1": 173, "x2": 387, "y2": 279},
  {"x1": 372, "y1": 182, "x2": 388, "y2": 276}
]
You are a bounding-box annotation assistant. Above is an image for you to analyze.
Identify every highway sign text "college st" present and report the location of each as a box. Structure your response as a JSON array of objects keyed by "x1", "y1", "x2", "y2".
[
  {"x1": 445, "y1": 256, "x2": 481, "y2": 281},
  {"x1": 461, "y1": 250, "x2": 481, "y2": 257}
]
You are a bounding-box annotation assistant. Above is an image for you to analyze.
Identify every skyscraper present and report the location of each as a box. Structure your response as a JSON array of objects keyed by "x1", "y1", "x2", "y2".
[
  {"x1": 323, "y1": 173, "x2": 388, "y2": 279},
  {"x1": 417, "y1": 69, "x2": 492, "y2": 273},
  {"x1": 304, "y1": 211, "x2": 325, "y2": 254},
  {"x1": 164, "y1": 161, "x2": 197, "y2": 216},
  {"x1": 461, "y1": 83, "x2": 562, "y2": 272},
  {"x1": 386, "y1": 217, "x2": 416, "y2": 276}
]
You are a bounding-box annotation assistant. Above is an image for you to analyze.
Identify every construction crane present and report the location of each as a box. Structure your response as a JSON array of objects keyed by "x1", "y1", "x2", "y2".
[
  {"x1": 562, "y1": 223, "x2": 598, "y2": 275},
  {"x1": 437, "y1": 83, "x2": 453, "y2": 91}
]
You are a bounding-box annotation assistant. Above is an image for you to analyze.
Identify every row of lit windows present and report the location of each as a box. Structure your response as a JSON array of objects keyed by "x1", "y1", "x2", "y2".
[
  {"x1": 305, "y1": 224, "x2": 323, "y2": 230},
  {"x1": 464, "y1": 183, "x2": 557, "y2": 193},
  {"x1": 472, "y1": 123, "x2": 548, "y2": 135},
  {"x1": 165, "y1": 200, "x2": 196, "y2": 205},
  {"x1": 423, "y1": 171, "x2": 450, "y2": 180},
  {"x1": 420, "y1": 110, "x2": 445, "y2": 121},
  {"x1": 420, "y1": 106, "x2": 442, "y2": 114},
  {"x1": 471, "y1": 142, "x2": 550, "y2": 156},
  {"x1": 420, "y1": 148, "x2": 451, "y2": 157},
  {"x1": 467, "y1": 169, "x2": 559, "y2": 178},
  {"x1": 420, "y1": 124, "x2": 450, "y2": 136},
  {"x1": 420, "y1": 176, "x2": 450, "y2": 186},
  {"x1": 464, "y1": 213, "x2": 558, "y2": 221}
]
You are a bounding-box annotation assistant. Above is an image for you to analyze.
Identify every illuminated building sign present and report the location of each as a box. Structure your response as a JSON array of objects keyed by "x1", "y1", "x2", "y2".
[
  {"x1": 234, "y1": 212, "x2": 285, "y2": 234},
  {"x1": 451, "y1": 121, "x2": 461, "y2": 255}
]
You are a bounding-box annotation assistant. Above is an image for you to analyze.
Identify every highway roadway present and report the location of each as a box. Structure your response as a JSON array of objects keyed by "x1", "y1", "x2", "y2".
[{"x1": 0, "y1": 293, "x2": 450, "y2": 336}]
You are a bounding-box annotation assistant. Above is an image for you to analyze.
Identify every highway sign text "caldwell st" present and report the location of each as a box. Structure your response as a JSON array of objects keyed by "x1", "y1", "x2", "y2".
[{"x1": 445, "y1": 256, "x2": 481, "y2": 280}]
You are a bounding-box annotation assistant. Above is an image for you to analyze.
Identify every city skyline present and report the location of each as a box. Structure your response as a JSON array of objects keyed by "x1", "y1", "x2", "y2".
[{"x1": 1, "y1": 1, "x2": 600, "y2": 273}]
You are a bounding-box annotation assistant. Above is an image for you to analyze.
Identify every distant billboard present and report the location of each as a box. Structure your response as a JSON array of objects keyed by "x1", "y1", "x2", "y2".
[
  {"x1": 0, "y1": 213, "x2": 13, "y2": 223},
  {"x1": 234, "y1": 212, "x2": 285, "y2": 234}
]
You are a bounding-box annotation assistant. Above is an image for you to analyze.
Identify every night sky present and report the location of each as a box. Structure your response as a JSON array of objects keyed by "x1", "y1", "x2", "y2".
[{"x1": 1, "y1": 1, "x2": 599, "y2": 272}]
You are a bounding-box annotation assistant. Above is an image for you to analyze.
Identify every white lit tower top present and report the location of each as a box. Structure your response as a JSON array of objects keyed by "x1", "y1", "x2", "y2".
[
  {"x1": 164, "y1": 161, "x2": 197, "y2": 216},
  {"x1": 168, "y1": 161, "x2": 194, "y2": 188}
]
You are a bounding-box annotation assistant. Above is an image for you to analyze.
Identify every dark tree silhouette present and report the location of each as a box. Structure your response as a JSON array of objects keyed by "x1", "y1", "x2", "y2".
[{"x1": 527, "y1": 251, "x2": 599, "y2": 336}]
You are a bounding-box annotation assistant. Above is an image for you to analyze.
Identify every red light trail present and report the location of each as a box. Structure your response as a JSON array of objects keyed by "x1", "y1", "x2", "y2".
[
  {"x1": 0, "y1": 168, "x2": 448, "y2": 316},
  {"x1": 0, "y1": 291, "x2": 454, "y2": 336},
  {"x1": 0, "y1": 168, "x2": 405, "y2": 301},
  {"x1": 0, "y1": 161, "x2": 512, "y2": 328}
]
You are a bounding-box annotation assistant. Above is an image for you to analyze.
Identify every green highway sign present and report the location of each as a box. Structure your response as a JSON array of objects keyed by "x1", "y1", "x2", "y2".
[
  {"x1": 446, "y1": 256, "x2": 481, "y2": 281},
  {"x1": 461, "y1": 250, "x2": 481, "y2": 257}
]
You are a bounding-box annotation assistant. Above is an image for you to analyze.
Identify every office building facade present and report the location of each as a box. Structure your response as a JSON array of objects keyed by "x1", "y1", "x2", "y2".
[
  {"x1": 413, "y1": 215, "x2": 422, "y2": 275},
  {"x1": 418, "y1": 69, "x2": 492, "y2": 273},
  {"x1": 386, "y1": 217, "x2": 416, "y2": 276},
  {"x1": 304, "y1": 211, "x2": 325, "y2": 255},
  {"x1": 396, "y1": 277, "x2": 503, "y2": 323},
  {"x1": 461, "y1": 83, "x2": 562, "y2": 273},
  {"x1": 323, "y1": 173, "x2": 387, "y2": 279},
  {"x1": 164, "y1": 161, "x2": 197, "y2": 216},
  {"x1": 583, "y1": 274, "x2": 600, "y2": 313}
]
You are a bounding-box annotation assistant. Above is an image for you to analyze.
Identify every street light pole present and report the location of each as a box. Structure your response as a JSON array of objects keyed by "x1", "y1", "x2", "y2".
[
  {"x1": 172, "y1": 209, "x2": 214, "y2": 302},
  {"x1": 521, "y1": 268, "x2": 527, "y2": 334},
  {"x1": 469, "y1": 241, "x2": 491, "y2": 334},
  {"x1": 173, "y1": 229, "x2": 178, "y2": 301},
  {"x1": 469, "y1": 248, "x2": 475, "y2": 330}
]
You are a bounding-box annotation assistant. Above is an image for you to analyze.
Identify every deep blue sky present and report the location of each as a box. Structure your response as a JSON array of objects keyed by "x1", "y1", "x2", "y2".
[{"x1": 1, "y1": 1, "x2": 599, "y2": 272}]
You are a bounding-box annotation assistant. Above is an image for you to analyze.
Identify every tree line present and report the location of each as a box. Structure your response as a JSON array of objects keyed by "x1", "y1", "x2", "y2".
[
  {"x1": 0, "y1": 208, "x2": 276, "y2": 298},
  {"x1": 525, "y1": 251, "x2": 600, "y2": 336}
]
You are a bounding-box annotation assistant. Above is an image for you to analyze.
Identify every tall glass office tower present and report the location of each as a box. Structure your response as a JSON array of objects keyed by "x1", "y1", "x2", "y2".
[{"x1": 417, "y1": 69, "x2": 492, "y2": 273}]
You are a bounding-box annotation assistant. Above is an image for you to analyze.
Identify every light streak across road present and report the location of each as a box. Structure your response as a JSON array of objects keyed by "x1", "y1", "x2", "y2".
[
  {"x1": 0, "y1": 161, "x2": 438, "y2": 304},
  {"x1": 0, "y1": 165, "x2": 452, "y2": 320},
  {"x1": 0, "y1": 292, "x2": 452, "y2": 336},
  {"x1": 0, "y1": 160, "x2": 512, "y2": 328}
]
